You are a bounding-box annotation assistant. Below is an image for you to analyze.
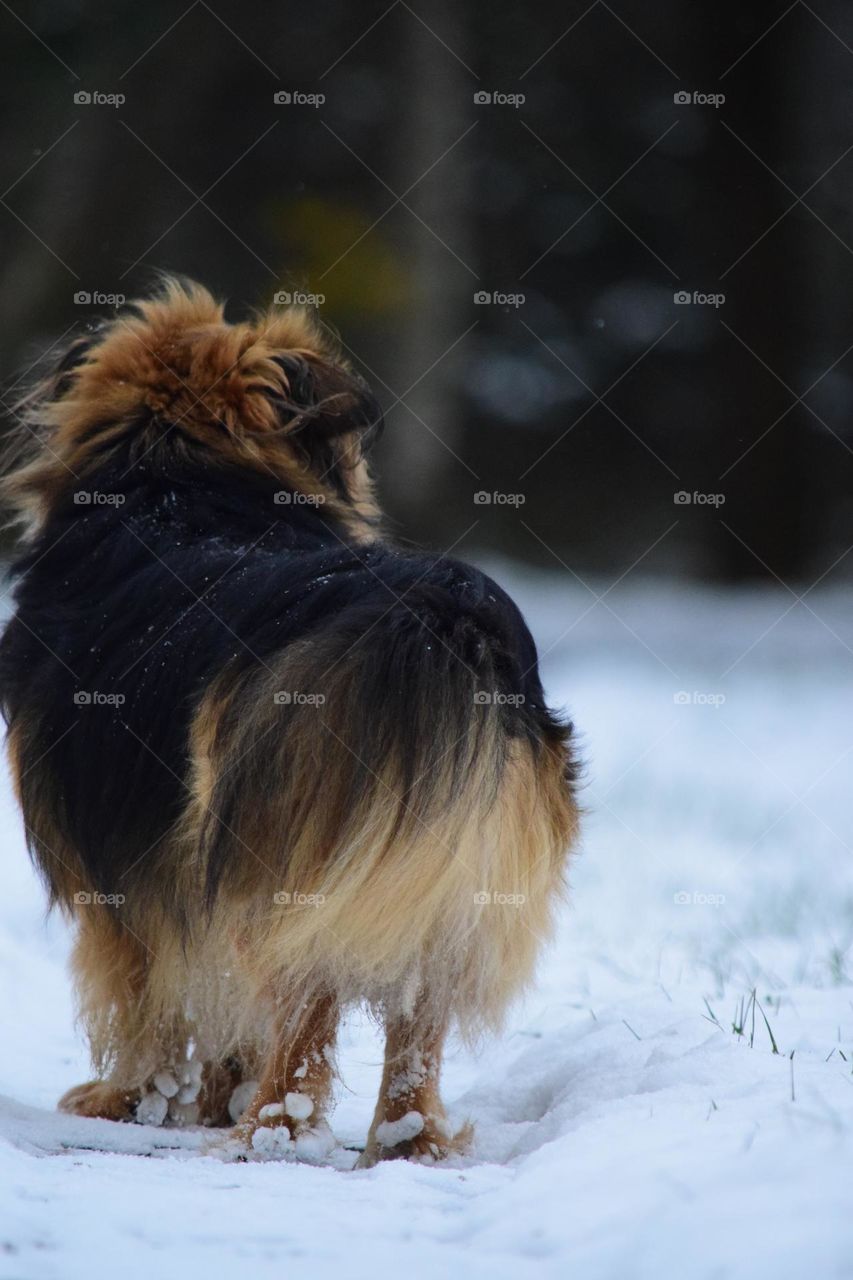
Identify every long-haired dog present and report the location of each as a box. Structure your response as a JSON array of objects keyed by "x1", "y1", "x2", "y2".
[{"x1": 0, "y1": 281, "x2": 579, "y2": 1164}]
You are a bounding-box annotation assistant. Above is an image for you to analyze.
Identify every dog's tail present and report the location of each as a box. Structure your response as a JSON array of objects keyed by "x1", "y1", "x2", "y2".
[{"x1": 185, "y1": 566, "x2": 579, "y2": 1039}]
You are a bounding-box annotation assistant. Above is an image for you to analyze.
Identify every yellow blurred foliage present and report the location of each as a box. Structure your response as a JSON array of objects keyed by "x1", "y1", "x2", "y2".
[{"x1": 266, "y1": 198, "x2": 411, "y2": 319}]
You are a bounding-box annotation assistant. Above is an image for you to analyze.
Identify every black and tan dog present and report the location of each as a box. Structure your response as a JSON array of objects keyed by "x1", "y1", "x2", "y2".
[{"x1": 0, "y1": 280, "x2": 579, "y2": 1164}]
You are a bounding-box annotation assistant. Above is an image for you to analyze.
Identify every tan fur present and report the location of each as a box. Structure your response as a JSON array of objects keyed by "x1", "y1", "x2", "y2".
[
  {"x1": 359, "y1": 1014, "x2": 471, "y2": 1166},
  {"x1": 4, "y1": 279, "x2": 380, "y2": 542},
  {"x1": 72, "y1": 723, "x2": 573, "y2": 1085},
  {"x1": 56, "y1": 648, "x2": 576, "y2": 1151},
  {"x1": 237, "y1": 994, "x2": 338, "y2": 1143},
  {"x1": 58, "y1": 1080, "x2": 140, "y2": 1121},
  {"x1": 68, "y1": 906, "x2": 265, "y2": 1126}
]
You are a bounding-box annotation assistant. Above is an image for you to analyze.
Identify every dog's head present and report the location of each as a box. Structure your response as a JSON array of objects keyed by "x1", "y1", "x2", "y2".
[{"x1": 3, "y1": 279, "x2": 383, "y2": 539}]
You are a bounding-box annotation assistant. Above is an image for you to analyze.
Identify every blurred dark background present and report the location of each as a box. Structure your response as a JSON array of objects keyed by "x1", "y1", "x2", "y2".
[{"x1": 2, "y1": 0, "x2": 853, "y2": 585}]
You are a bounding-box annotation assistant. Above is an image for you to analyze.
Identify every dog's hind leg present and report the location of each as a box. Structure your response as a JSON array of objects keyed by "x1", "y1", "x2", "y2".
[
  {"x1": 58, "y1": 908, "x2": 189, "y2": 1122},
  {"x1": 358, "y1": 1009, "x2": 471, "y2": 1167},
  {"x1": 58, "y1": 1078, "x2": 142, "y2": 1121},
  {"x1": 58, "y1": 912, "x2": 151, "y2": 1120},
  {"x1": 235, "y1": 991, "x2": 339, "y2": 1159}
]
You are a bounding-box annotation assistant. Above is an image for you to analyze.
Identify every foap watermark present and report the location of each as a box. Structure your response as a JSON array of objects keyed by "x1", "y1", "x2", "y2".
[
  {"x1": 73, "y1": 690, "x2": 126, "y2": 707},
  {"x1": 273, "y1": 690, "x2": 326, "y2": 706},
  {"x1": 74, "y1": 890, "x2": 126, "y2": 906},
  {"x1": 73, "y1": 90, "x2": 125, "y2": 108},
  {"x1": 473, "y1": 891, "x2": 526, "y2": 907},
  {"x1": 474, "y1": 90, "x2": 525, "y2": 108},
  {"x1": 73, "y1": 489, "x2": 125, "y2": 506},
  {"x1": 74, "y1": 291, "x2": 125, "y2": 307},
  {"x1": 674, "y1": 890, "x2": 726, "y2": 907},
  {"x1": 673, "y1": 290, "x2": 725, "y2": 308},
  {"x1": 273, "y1": 90, "x2": 325, "y2": 107},
  {"x1": 274, "y1": 491, "x2": 326, "y2": 506},
  {"x1": 273, "y1": 891, "x2": 326, "y2": 907},
  {"x1": 474, "y1": 490, "x2": 525, "y2": 506},
  {"x1": 673, "y1": 490, "x2": 725, "y2": 507},
  {"x1": 474, "y1": 690, "x2": 526, "y2": 706},
  {"x1": 273, "y1": 289, "x2": 325, "y2": 306},
  {"x1": 474, "y1": 290, "x2": 525, "y2": 308},
  {"x1": 673, "y1": 690, "x2": 726, "y2": 708},
  {"x1": 673, "y1": 90, "x2": 725, "y2": 108}
]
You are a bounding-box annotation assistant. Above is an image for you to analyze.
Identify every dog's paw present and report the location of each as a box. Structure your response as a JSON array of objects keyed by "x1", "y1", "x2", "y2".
[
  {"x1": 227, "y1": 1093, "x2": 338, "y2": 1164},
  {"x1": 57, "y1": 1080, "x2": 141, "y2": 1122},
  {"x1": 357, "y1": 1113, "x2": 472, "y2": 1167},
  {"x1": 290, "y1": 1118, "x2": 337, "y2": 1164}
]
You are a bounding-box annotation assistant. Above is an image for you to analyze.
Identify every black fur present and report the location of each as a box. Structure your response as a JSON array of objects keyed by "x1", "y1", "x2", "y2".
[{"x1": 0, "y1": 445, "x2": 573, "y2": 907}]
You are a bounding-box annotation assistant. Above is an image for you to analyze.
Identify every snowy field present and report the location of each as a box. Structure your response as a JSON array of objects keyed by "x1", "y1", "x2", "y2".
[{"x1": 1, "y1": 567, "x2": 851, "y2": 1280}]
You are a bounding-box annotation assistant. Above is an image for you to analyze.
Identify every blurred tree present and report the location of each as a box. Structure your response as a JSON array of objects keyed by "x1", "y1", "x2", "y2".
[{"x1": 0, "y1": 0, "x2": 850, "y2": 585}]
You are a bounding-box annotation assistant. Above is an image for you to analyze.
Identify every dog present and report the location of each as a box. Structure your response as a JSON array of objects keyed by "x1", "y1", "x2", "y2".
[{"x1": 0, "y1": 280, "x2": 580, "y2": 1164}]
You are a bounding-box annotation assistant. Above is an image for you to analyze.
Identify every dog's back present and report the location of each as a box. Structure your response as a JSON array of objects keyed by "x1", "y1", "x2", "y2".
[{"x1": 0, "y1": 281, "x2": 580, "y2": 1161}]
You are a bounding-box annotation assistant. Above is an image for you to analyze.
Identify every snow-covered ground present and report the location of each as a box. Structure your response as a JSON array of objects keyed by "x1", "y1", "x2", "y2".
[{"x1": 1, "y1": 568, "x2": 851, "y2": 1280}]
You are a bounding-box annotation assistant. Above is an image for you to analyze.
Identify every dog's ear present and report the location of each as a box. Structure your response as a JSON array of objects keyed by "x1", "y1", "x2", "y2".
[
  {"x1": 268, "y1": 354, "x2": 383, "y2": 494},
  {"x1": 270, "y1": 354, "x2": 317, "y2": 411}
]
